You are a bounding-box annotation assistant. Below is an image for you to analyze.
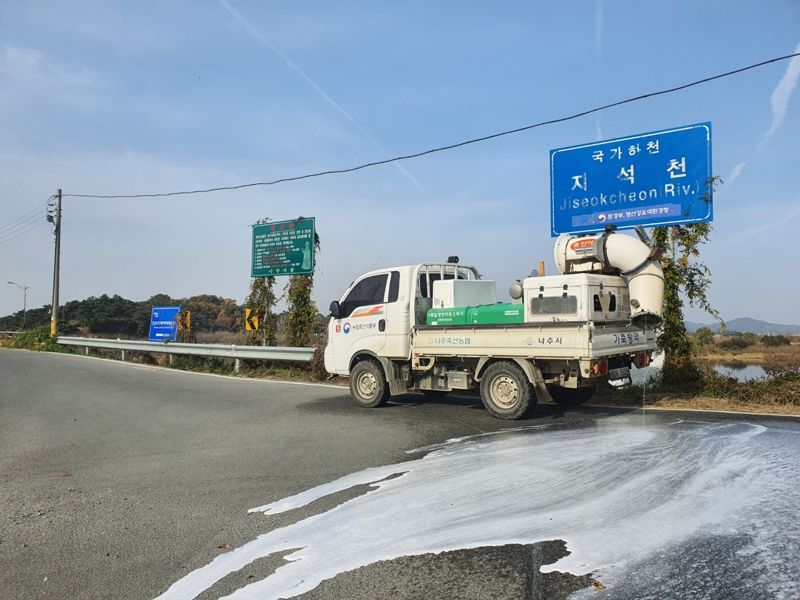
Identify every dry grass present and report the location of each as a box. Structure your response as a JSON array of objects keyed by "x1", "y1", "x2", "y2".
[
  {"x1": 589, "y1": 393, "x2": 800, "y2": 416},
  {"x1": 694, "y1": 337, "x2": 800, "y2": 368}
]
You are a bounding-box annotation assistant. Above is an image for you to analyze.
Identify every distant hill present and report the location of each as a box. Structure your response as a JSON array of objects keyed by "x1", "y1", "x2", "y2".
[{"x1": 685, "y1": 317, "x2": 800, "y2": 335}]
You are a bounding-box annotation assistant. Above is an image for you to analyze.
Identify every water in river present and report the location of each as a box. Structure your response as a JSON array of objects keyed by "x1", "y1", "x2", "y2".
[
  {"x1": 712, "y1": 363, "x2": 770, "y2": 381},
  {"x1": 630, "y1": 353, "x2": 772, "y2": 384}
]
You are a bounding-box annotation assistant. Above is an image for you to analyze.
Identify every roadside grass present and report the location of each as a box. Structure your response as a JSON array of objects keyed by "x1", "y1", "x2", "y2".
[
  {"x1": 595, "y1": 363, "x2": 800, "y2": 414},
  {"x1": 1, "y1": 325, "x2": 73, "y2": 353}
]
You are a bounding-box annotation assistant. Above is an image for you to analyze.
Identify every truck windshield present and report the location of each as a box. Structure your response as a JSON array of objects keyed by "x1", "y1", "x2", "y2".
[{"x1": 340, "y1": 274, "x2": 387, "y2": 317}]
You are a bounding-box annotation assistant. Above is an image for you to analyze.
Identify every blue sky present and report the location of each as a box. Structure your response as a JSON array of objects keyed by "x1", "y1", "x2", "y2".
[{"x1": 1, "y1": 1, "x2": 799, "y2": 324}]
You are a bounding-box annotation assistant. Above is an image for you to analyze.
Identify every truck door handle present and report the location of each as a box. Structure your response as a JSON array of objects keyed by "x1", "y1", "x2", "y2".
[{"x1": 379, "y1": 319, "x2": 386, "y2": 332}]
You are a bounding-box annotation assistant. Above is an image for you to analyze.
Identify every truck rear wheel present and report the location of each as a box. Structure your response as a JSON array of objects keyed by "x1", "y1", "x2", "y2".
[
  {"x1": 479, "y1": 361, "x2": 535, "y2": 420},
  {"x1": 547, "y1": 385, "x2": 595, "y2": 407},
  {"x1": 350, "y1": 360, "x2": 390, "y2": 408}
]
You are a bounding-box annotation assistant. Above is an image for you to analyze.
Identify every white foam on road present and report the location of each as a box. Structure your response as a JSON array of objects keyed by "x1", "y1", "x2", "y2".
[{"x1": 156, "y1": 418, "x2": 800, "y2": 599}]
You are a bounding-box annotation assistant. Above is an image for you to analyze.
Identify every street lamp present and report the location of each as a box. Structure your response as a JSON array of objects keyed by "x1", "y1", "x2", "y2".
[{"x1": 6, "y1": 281, "x2": 29, "y2": 329}]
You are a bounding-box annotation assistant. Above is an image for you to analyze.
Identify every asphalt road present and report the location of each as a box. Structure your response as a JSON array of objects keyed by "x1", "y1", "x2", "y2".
[{"x1": 2, "y1": 348, "x2": 798, "y2": 600}]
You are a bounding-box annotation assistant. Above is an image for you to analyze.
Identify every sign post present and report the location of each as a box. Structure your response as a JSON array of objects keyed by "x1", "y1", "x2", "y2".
[
  {"x1": 251, "y1": 217, "x2": 315, "y2": 277},
  {"x1": 148, "y1": 306, "x2": 181, "y2": 342},
  {"x1": 550, "y1": 122, "x2": 712, "y2": 236}
]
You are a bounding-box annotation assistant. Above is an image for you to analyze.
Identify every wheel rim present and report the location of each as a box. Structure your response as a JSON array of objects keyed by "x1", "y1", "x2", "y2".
[
  {"x1": 490, "y1": 374, "x2": 519, "y2": 408},
  {"x1": 356, "y1": 371, "x2": 378, "y2": 398}
]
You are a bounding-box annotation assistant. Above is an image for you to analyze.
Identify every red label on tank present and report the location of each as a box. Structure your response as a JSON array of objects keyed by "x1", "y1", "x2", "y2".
[{"x1": 570, "y1": 239, "x2": 595, "y2": 251}]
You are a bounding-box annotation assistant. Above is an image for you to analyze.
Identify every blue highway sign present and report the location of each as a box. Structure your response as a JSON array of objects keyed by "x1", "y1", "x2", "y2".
[
  {"x1": 148, "y1": 305, "x2": 181, "y2": 342},
  {"x1": 550, "y1": 122, "x2": 712, "y2": 236}
]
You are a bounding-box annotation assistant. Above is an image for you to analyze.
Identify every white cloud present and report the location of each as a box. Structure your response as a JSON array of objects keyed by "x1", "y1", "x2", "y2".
[
  {"x1": 740, "y1": 204, "x2": 800, "y2": 238},
  {"x1": 0, "y1": 45, "x2": 94, "y2": 88},
  {"x1": 760, "y1": 42, "x2": 800, "y2": 148}
]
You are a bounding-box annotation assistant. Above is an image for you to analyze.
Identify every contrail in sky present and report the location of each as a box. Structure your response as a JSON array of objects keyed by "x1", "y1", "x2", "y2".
[
  {"x1": 726, "y1": 160, "x2": 747, "y2": 187},
  {"x1": 217, "y1": 0, "x2": 427, "y2": 193},
  {"x1": 760, "y1": 41, "x2": 800, "y2": 148},
  {"x1": 741, "y1": 205, "x2": 800, "y2": 238},
  {"x1": 593, "y1": 0, "x2": 604, "y2": 141},
  {"x1": 726, "y1": 41, "x2": 800, "y2": 189}
]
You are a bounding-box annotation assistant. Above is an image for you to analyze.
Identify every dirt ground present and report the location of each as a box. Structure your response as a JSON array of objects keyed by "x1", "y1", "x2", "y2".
[{"x1": 588, "y1": 392, "x2": 800, "y2": 416}]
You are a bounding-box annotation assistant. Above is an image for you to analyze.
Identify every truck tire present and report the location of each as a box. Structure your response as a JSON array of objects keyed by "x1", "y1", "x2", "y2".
[
  {"x1": 479, "y1": 361, "x2": 535, "y2": 420},
  {"x1": 547, "y1": 385, "x2": 596, "y2": 407},
  {"x1": 349, "y1": 360, "x2": 390, "y2": 408}
]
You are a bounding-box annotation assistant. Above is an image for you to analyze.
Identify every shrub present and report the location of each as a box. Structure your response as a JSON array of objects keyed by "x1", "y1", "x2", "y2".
[
  {"x1": 719, "y1": 337, "x2": 752, "y2": 351},
  {"x1": 309, "y1": 343, "x2": 327, "y2": 381},
  {"x1": 692, "y1": 326, "x2": 715, "y2": 347},
  {"x1": 741, "y1": 332, "x2": 759, "y2": 345},
  {"x1": 762, "y1": 335, "x2": 791, "y2": 347},
  {"x1": 11, "y1": 326, "x2": 71, "y2": 353}
]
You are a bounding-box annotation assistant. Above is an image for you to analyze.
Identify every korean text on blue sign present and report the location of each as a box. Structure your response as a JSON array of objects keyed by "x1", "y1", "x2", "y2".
[
  {"x1": 550, "y1": 122, "x2": 712, "y2": 236},
  {"x1": 148, "y1": 306, "x2": 181, "y2": 342}
]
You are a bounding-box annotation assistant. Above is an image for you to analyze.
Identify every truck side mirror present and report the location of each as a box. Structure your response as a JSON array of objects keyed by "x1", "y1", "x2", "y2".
[{"x1": 329, "y1": 301, "x2": 342, "y2": 318}]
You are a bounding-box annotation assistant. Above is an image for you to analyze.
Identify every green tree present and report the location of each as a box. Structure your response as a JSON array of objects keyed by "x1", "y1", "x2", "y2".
[
  {"x1": 693, "y1": 326, "x2": 715, "y2": 348},
  {"x1": 762, "y1": 334, "x2": 791, "y2": 347},
  {"x1": 652, "y1": 177, "x2": 722, "y2": 382},
  {"x1": 245, "y1": 277, "x2": 277, "y2": 346},
  {"x1": 720, "y1": 336, "x2": 752, "y2": 351},
  {"x1": 285, "y1": 230, "x2": 320, "y2": 347},
  {"x1": 741, "y1": 331, "x2": 759, "y2": 346}
]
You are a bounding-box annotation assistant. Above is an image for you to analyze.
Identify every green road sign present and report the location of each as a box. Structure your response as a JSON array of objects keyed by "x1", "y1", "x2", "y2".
[{"x1": 251, "y1": 217, "x2": 315, "y2": 277}]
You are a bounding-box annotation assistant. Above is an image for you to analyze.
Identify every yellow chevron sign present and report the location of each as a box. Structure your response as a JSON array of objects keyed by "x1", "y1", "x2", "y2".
[
  {"x1": 245, "y1": 308, "x2": 261, "y2": 331},
  {"x1": 177, "y1": 311, "x2": 191, "y2": 330}
]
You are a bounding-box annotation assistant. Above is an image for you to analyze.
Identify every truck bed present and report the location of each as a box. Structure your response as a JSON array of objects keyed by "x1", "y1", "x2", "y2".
[{"x1": 412, "y1": 321, "x2": 656, "y2": 359}]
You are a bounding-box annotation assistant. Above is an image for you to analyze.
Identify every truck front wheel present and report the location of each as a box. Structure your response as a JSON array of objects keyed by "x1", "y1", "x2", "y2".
[
  {"x1": 547, "y1": 385, "x2": 595, "y2": 407},
  {"x1": 479, "y1": 361, "x2": 535, "y2": 420},
  {"x1": 349, "y1": 360, "x2": 390, "y2": 408}
]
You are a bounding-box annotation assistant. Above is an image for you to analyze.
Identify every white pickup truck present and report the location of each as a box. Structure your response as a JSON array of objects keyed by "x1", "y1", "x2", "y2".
[{"x1": 324, "y1": 228, "x2": 663, "y2": 419}]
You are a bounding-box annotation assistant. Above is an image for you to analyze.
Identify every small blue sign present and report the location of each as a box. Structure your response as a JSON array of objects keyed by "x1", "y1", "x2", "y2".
[
  {"x1": 550, "y1": 122, "x2": 712, "y2": 236},
  {"x1": 148, "y1": 306, "x2": 181, "y2": 342}
]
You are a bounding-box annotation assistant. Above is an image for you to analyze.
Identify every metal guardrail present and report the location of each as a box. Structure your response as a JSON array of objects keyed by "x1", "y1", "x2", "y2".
[{"x1": 57, "y1": 336, "x2": 315, "y2": 365}]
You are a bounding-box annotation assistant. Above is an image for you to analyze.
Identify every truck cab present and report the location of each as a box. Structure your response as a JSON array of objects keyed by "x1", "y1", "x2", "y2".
[{"x1": 324, "y1": 263, "x2": 481, "y2": 375}]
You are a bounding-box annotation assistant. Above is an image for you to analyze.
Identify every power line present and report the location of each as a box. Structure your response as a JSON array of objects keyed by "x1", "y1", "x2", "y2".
[
  {"x1": 63, "y1": 50, "x2": 800, "y2": 200},
  {"x1": 0, "y1": 209, "x2": 46, "y2": 239},
  {"x1": 0, "y1": 202, "x2": 48, "y2": 236},
  {"x1": 0, "y1": 220, "x2": 48, "y2": 246},
  {"x1": 0, "y1": 209, "x2": 45, "y2": 239}
]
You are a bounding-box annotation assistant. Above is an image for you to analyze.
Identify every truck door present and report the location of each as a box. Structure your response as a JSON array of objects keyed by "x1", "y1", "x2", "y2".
[
  {"x1": 329, "y1": 272, "x2": 389, "y2": 372},
  {"x1": 382, "y1": 270, "x2": 412, "y2": 359}
]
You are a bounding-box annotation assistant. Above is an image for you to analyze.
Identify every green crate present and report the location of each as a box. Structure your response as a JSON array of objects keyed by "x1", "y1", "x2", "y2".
[
  {"x1": 425, "y1": 307, "x2": 468, "y2": 326},
  {"x1": 426, "y1": 303, "x2": 524, "y2": 326},
  {"x1": 468, "y1": 303, "x2": 525, "y2": 325}
]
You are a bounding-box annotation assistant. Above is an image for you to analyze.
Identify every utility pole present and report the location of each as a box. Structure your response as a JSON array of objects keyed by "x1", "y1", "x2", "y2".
[
  {"x1": 6, "y1": 281, "x2": 29, "y2": 329},
  {"x1": 50, "y1": 189, "x2": 62, "y2": 337}
]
